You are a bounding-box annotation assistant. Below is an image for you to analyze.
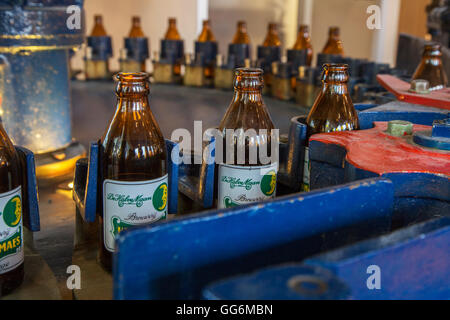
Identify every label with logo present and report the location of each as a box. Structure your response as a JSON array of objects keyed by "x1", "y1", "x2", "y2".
[
  {"x1": 0, "y1": 186, "x2": 23, "y2": 275},
  {"x1": 218, "y1": 163, "x2": 277, "y2": 209},
  {"x1": 103, "y1": 175, "x2": 168, "y2": 252},
  {"x1": 302, "y1": 146, "x2": 310, "y2": 192}
]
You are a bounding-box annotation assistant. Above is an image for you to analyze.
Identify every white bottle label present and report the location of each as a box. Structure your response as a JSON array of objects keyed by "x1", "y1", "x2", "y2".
[
  {"x1": 103, "y1": 175, "x2": 168, "y2": 252},
  {"x1": 218, "y1": 163, "x2": 278, "y2": 209},
  {"x1": 0, "y1": 186, "x2": 24, "y2": 275}
]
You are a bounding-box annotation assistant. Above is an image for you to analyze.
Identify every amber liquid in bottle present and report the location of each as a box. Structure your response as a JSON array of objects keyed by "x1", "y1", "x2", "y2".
[
  {"x1": 232, "y1": 21, "x2": 251, "y2": 44},
  {"x1": 263, "y1": 23, "x2": 281, "y2": 47},
  {"x1": 99, "y1": 73, "x2": 168, "y2": 271},
  {"x1": 322, "y1": 27, "x2": 344, "y2": 55},
  {"x1": 217, "y1": 68, "x2": 278, "y2": 209},
  {"x1": 293, "y1": 24, "x2": 313, "y2": 66},
  {"x1": 303, "y1": 64, "x2": 359, "y2": 191},
  {"x1": 412, "y1": 43, "x2": 448, "y2": 91},
  {"x1": 90, "y1": 15, "x2": 107, "y2": 37},
  {"x1": 0, "y1": 122, "x2": 24, "y2": 297}
]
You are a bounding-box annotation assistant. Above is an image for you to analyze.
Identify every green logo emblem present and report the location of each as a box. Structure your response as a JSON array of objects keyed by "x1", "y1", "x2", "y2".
[
  {"x1": 0, "y1": 227, "x2": 22, "y2": 259},
  {"x1": 223, "y1": 197, "x2": 239, "y2": 208},
  {"x1": 111, "y1": 217, "x2": 134, "y2": 238},
  {"x1": 153, "y1": 183, "x2": 168, "y2": 212},
  {"x1": 260, "y1": 170, "x2": 276, "y2": 196},
  {"x1": 3, "y1": 195, "x2": 22, "y2": 228}
]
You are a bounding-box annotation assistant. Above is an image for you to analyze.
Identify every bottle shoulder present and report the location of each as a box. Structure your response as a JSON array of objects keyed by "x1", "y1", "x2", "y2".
[
  {"x1": 307, "y1": 95, "x2": 359, "y2": 134},
  {"x1": 219, "y1": 101, "x2": 275, "y2": 132},
  {"x1": 102, "y1": 113, "x2": 167, "y2": 158}
]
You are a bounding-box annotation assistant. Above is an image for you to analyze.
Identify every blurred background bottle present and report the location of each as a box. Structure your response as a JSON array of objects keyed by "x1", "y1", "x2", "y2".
[
  {"x1": 292, "y1": 24, "x2": 313, "y2": 66},
  {"x1": 322, "y1": 26, "x2": 344, "y2": 56},
  {"x1": 303, "y1": 64, "x2": 359, "y2": 191},
  {"x1": 165, "y1": 18, "x2": 182, "y2": 76},
  {"x1": 99, "y1": 73, "x2": 168, "y2": 271},
  {"x1": 85, "y1": 15, "x2": 112, "y2": 80},
  {"x1": 412, "y1": 43, "x2": 448, "y2": 91},
  {"x1": 198, "y1": 20, "x2": 216, "y2": 80}
]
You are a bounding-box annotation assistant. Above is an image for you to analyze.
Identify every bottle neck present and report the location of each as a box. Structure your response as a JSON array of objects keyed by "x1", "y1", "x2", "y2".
[
  {"x1": 322, "y1": 82, "x2": 349, "y2": 95},
  {"x1": 166, "y1": 21, "x2": 181, "y2": 40},
  {"x1": 116, "y1": 95, "x2": 149, "y2": 113},
  {"x1": 422, "y1": 55, "x2": 443, "y2": 66},
  {"x1": 232, "y1": 88, "x2": 263, "y2": 104}
]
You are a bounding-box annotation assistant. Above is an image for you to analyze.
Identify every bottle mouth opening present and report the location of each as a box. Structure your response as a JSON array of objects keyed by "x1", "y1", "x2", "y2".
[
  {"x1": 234, "y1": 68, "x2": 264, "y2": 89},
  {"x1": 114, "y1": 72, "x2": 149, "y2": 83},
  {"x1": 235, "y1": 68, "x2": 263, "y2": 77},
  {"x1": 323, "y1": 63, "x2": 348, "y2": 71}
]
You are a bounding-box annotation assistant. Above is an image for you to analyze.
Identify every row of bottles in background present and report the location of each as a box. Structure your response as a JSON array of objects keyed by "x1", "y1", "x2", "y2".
[
  {"x1": 86, "y1": 15, "x2": 346, "y2": 63},
  {"x1": 83, "y1": 15, "x2": 447, "y2": 101}
]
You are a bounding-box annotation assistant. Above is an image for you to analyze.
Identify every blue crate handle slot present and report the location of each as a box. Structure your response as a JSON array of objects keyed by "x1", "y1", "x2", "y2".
[
  {"x1": 15, "y1": 146, "x2": 40, "y2": 232},
  {"x1": 73, "y1": 139, "x2": 179, "y2": 223},
  {"x1": 113, "y1": 177, "x2": 394, "y2": 300},
  {"x1": 178, "y1": 138, "x2": 215, "y2": 209},
  {"x1": 278, "y1": 116, "x2": 307, "y2": 191},
  {"x1": 166, "y1": 140, "x2": 179, "y2": 213}
]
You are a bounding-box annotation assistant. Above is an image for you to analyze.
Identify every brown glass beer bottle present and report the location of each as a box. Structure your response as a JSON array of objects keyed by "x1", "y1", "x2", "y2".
[
  {"x1": 412, "y1": 43, "x2": 448, "y2": 91},
  {"x1": 99, "y1": 73, "x2": 168, "y2": 271},
  {"x1": 322, "y1": 27, "x2": 344, "y2": 55},
  {"x1": 0, "y1": 121, "x2": 24, "y2": 297},
  {"x1": 197, "y1": 20, "x2": 216, "y2": 79},
  {"x1": 303, "y1": 64, "x2": 359, "y2": 191},
  {"x1": 164, "y1": 18, "x2": 182, "y2": 76},
  {"x1": 217, "y1": 68, "x2": 278, "y2": 208},
  {"x1": 293, "y1": 24, "x2": 313, "y2": 66}
]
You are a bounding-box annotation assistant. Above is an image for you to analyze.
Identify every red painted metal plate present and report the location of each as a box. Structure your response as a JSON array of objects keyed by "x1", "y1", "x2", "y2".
[
  {"x1": 310, "y1": 122, "x2": 450, "y2": 176},
  {"x1": 377, "y1": 74, "x2": 450, "y2": 110}
]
